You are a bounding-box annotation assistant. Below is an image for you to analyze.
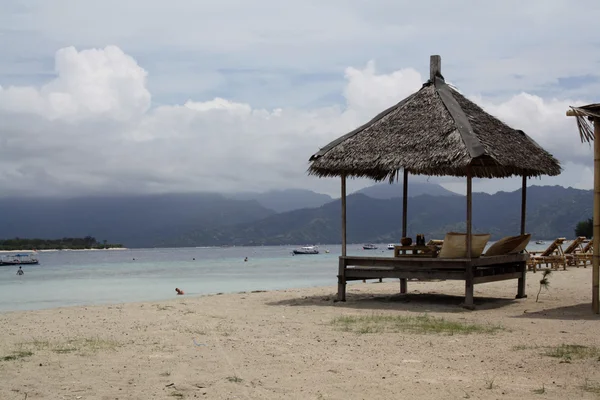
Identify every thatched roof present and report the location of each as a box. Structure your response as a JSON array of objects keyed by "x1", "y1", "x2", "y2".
[
  {"x1": 568, "y1": 103, "x2": 600, "y2": 143},
  {"x1": 309, "y1": 56, "x2": 561, "y2": 180}
]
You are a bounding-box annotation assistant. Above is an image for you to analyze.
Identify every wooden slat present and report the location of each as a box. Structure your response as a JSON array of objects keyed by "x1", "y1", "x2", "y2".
[{"x1": 474, "y1": 272, "x2": 523, "y2": 284}]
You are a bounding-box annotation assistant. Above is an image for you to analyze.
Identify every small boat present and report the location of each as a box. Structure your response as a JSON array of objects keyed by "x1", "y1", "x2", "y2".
[
  {"x1": 535, "y1": 240, "x2": 545, "y2": 245},
  {"x1": 0, "y1": 253, "x2": 39, "y2": 265},
  {"x1": 293, "y1": 246, "x2": 319, "y2": 255},
  {"x1": 387, "y1": 244, "x2": 395, "y2": 250},
  {"x1": 363, "y1": 244, "x2": 378, "y2": 250}
]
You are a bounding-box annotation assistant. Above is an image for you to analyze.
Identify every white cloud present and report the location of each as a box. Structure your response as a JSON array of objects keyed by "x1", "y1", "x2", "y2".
[{"x1": 0, "y1": 46, "x2": 594, "y2": 198}]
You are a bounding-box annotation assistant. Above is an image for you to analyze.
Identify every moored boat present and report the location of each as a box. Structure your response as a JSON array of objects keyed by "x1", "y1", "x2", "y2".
[
  {"x1": 387, "y1": 244, "x2": 395, "y2": 250},
  {"x1": 363, "y1": 244, "x2": 378, "y2": 250},
  {"x1": 0, "y1": 253, "x2": 39, "y2": 265},
  {"x1": 293, "y1": 246, "x2": 319, "y2": 255}
]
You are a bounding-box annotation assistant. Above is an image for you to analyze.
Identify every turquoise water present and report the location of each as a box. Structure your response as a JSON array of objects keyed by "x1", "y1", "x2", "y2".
[{"x1": 0, "y1": 242, "x2": 551, "y2": 312}]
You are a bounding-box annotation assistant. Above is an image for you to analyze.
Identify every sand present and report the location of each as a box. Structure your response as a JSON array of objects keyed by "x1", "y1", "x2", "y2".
[{"x1": 2, "y1": 267, "x2": 600, "y2": 400}]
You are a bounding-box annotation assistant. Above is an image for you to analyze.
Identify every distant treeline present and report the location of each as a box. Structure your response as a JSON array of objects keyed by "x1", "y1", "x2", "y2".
[{"x1": 0, "y1": 236, "x2": 123, "y2": 250}]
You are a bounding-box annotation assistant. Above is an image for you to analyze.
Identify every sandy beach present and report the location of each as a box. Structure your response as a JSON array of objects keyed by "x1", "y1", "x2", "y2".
[{"x1": 2, "y1": 267, "x2": 600, "y2": 400}]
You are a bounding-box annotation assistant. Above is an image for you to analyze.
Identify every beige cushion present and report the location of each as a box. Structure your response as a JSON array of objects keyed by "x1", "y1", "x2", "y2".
[
  {"x1": 438, "y1": 232, "x2": 491, "y2": 259},
  {"x1": 485, "y1": 234, "x2": 532, "y2": 256}
]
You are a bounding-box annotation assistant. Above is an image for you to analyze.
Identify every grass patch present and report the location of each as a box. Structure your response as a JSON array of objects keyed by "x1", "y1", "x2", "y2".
[
  {"x1": 226, "y1": 376, "x2": 243, "y2": 383},
  {"x1": 543, "y1": 344, "x2": 600, "y2": 361},
  {"x1": 331, "y1": 314, "x2": 503, "y2": 335},
  {"x1": 170, "y1": 392, "x2": 184, "y2": 398},
  {"x1": 513, "y1": 343, "x2": 600, "y2": 362},
  {"x1": 1, "y1": 350, "x2": 33, "y2": 362},
  {"x1": 18, "y1": 337, "x2": 120, "y2": 356},
  {"x1": 532, "y1": 384, "x2": 545, "y2": 394},
  {"x1": 581, "y1": 379, "x2": 600, "y2": 395}
]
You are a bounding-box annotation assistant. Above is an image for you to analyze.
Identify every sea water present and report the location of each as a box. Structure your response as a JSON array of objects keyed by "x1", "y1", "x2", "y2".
[{"x1": 0, "y1": 242, "x2": 551, "y2": 312}]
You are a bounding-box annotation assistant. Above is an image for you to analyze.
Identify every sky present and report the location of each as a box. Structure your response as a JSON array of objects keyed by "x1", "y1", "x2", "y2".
[{"x1": 0, "y1": 0, "x2": 599, "y2": 198}]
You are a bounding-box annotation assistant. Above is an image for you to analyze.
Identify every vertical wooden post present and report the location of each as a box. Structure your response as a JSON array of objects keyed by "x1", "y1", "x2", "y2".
[
  {"x1": 520, "y1": 175, "x2": 527, "y2": 235},
  {"x1": 464, "y1": 167, "x2": 474, "y2": 309},
  {"x1": 341, "y1": 175, "x2": 347, "y2": 257},
  {"x1": 430, "y1": 55, "x2": 441, "y2": 82},
  {"x1": 400, "y1": 169, "x2": 408, "y2": 293},
  {"x1": 338, "y1": 174, "x2": 348, "y2": 302},
  {"x1": 517, "y1": 174, "x2": 527, "y2": 299},
  {"x1": 402, "y1": 169, "x2": 408, "y2": 237},
  {"x1": 593, "y1": 118, "x2": 600, "y2": 314}
]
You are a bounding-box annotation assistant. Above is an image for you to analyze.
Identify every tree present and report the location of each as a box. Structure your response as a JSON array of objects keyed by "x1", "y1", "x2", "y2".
[{"x1": 575, "y1": 218, "x2": 593, "y2": 238}]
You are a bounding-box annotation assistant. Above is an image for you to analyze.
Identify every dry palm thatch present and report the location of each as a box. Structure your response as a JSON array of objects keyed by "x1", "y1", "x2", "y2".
[
  {"x1": 309, "y1": 61, "x2": 561, "y2": 181},
  {"x1": 568, "y1": 104, "x2": 600, "y2": 143}
]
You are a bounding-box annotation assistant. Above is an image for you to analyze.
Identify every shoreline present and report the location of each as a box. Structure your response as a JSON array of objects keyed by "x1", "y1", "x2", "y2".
[
  {"x1": 0, "y1": 247, "x2": 128, "y2": 253},
  {"x1": 2, "y1": 268, "x2": 599, "y2": 399}
]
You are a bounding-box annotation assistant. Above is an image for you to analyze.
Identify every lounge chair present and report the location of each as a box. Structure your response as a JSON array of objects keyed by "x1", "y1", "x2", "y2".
[
  {"x1": 526, "y1": 237, "x2": 566, "y2": 272},
  {"x1": 564, "y1": 237, "x2": 587, "y2": 266},
  {"x1": 572, "y1": 238, "x2": 593, "y2": 268}
]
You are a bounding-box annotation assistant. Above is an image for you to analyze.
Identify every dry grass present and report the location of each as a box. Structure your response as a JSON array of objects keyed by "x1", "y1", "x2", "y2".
[
  {"x1": 513, "y1": 343, "x2": 600, "y2": 362},
  {"x1": 1, "y1": 350, "x2": 33, "y2": 362},
  {"x1": 18, "y1": 337, "x2": 120, "y2": 355},
  {"x1": 331, "y1": 314, "x2": 503, "y2": 335}
]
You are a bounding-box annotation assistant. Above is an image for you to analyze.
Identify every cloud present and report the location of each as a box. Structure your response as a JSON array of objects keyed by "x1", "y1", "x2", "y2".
[
  {"x1": 0, "y1": 45, "x2": 594, "y2": 198},
  {"x1": 1, "y1": 0, "x2": 599, "y2": 109}
]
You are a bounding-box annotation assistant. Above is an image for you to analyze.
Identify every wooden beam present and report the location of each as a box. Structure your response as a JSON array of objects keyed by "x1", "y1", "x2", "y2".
[
  {"x1": 430, "y1": 55, "x2": 441, "y2": 81},
  {"x1": 402, "y1": 169, "x2": 408, "y2": 237},
  {"x1": 521, "y1": 175, "x2": 527, "y2": 235},
  {"x1": 594, "y1": 118, "x2": 600, "y2": 313},
  {"x1": 567, "y1": 109, "x2": 583, "y2": 117},
  {"x1": 341, "y1": 175, "x2": 347, "y2": 257},
  {"x1": 466, "y1": 168, "x2": 473, "y2": 258},
  {"x1": 464, "y1": 167, "x2": 474, "y2": 309}
]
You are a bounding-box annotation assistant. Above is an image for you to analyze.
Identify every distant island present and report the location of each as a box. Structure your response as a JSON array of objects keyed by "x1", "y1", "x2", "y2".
[{"x1": 0, "y1": 236, "x2": 124, "y2": 251}]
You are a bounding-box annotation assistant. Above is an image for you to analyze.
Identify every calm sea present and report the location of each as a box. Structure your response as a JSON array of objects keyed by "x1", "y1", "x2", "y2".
[{"x1": 0, "y1": 242, "x2": 551, "y2": 312}]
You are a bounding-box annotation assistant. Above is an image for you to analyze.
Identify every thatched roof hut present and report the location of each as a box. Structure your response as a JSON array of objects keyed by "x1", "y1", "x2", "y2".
[
  {"x1": 308, "y1": 55, "x2": 563, "y2": 309},
  {"x1": 309, "y1": 57, "x2": 561, "y2": 180}
]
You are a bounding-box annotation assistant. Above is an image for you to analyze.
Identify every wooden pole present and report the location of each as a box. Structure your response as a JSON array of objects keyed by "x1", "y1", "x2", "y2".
[
  {"x1": 430, "y1": 55, "x2": 441, "y2": 81},
  {"x1": 466, "y1": 168, "x2": 473, "y2": 258},
  {"x1": 520, "y1": 175, "x2": 527, "y2": 235},
  {"x1": 400, "y1": 169, "x2": 409, "y2": 294},
  {"x1": 464, "y1": 167, "x2": 474, "y2": 309},
  {"x1": 341, "y1": 175, "x2": 347, "y2": 257},
  {"x1": 402, "y1": 169, "x2": 408, "y2": 237},
  {"x1": 593, "y1": 118, "x2": 600, "y2": 314}
]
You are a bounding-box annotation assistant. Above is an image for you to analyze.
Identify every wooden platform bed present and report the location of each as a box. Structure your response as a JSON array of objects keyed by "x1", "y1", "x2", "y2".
[{"x1": 337, "y1": 254, "x2": 528, "y2": 309}]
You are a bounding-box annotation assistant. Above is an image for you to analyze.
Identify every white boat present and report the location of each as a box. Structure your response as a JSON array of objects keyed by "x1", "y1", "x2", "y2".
[
  {"x1": 387, "y1": 244, "x2": 395, "y2": 250},
  {"x1": 0, "y1": 253, "x2": 39, "y2": 265},
  {"x1": 535, "y1": 240, "x2": 545, "y2": 245},
  {"x1": 293, "y1": 246, "x2": 319, "y2": 255},
  {"x1": 363, "y1": 244, "x2": 378, "y2": 250}
]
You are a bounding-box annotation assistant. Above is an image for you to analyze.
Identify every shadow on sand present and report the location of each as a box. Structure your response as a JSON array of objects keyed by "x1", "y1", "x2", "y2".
[
  {"x1": 514, "y1": 303, "x2": 600, "y2": 321},
  {"x1": 266, "y1": 289, "x2": 516, "y2": 314}
]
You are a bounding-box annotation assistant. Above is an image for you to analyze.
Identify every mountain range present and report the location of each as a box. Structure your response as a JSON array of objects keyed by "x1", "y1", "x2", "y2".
[{"x1": 0, "y1": 184, "x2": 592, "y2": 247}]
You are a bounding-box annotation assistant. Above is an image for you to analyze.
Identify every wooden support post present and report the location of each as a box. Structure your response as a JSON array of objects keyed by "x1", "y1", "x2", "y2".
[
  {"x1": 517, "y1": 175, "x2": 528, "y2": 299},
  {"x1": 341, "y1": 175, "x2": 347, "y2": 257},
  {"x1": 337, "y1": 257, "x2": 346, "y2": 302},
  {"x1": 594, "y1": 118, "x2": 600, "y2": 314},
  {"x1": 517, "y1": 261, "x2": 527, "y2": 299},
  {"x1": 464, "y1": 167, "x2": 475, "y2": 309},
  {"x1": 402, "y1": 169, "x2": 408, "y2": 237},
  {"x1": 338, "y1": 175, "x2": 347, "y2": 302},
  {"x1": 400, "y1": 169, "x2": 408, "y2": 294},
  {"x1": 520, "y1": 175, "x2": 527, "y2": 235}
]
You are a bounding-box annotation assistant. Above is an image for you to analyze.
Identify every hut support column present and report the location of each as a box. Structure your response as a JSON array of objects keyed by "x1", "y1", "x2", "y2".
[
  {"x1": 517, "y1": 175, "x2": 527, "y2": 299},
  {"x1": 400, "y1": 169, "x2": 409, "y2": 294},
  {"x1": 464, "y1": 168, "x2": 475, "y2": 309},
  {"x1": 337, "y1": 175, "x2": 347, "y2": 302},
  {"x1": 594, "y1": 118, "x2": 600, "y2": 314}
]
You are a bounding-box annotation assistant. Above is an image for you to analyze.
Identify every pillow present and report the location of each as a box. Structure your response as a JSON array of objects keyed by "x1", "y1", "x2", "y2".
[
  {"x1": 484, "y1": 234, "x2": 531, "y2": 256},
  {"x1": 438, "y1": 232, "x2": 491, "y2": 259}
]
